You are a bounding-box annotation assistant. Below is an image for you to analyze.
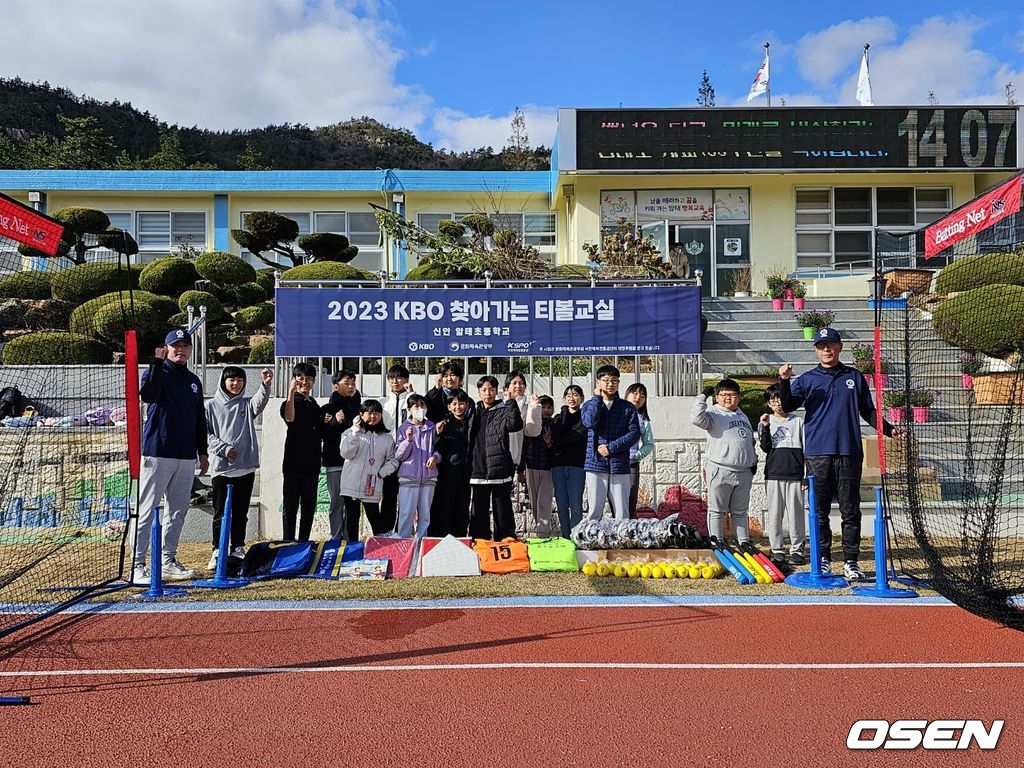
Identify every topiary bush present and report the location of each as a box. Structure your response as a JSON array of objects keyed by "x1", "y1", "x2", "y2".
[
  {"x1": 934, "y1": 253, "x2": 1024, "y2": 295},
  {"x1": 69, "y1": 290, "x2": 178, "y2": 338},
  {"x1": 50, "y1": 207, "x2": 111, "y2": 235},
  {"x1": 553, "y1": 264, "x2": 592, "y2": 279},
  {"x1": 280, "y1": 262, "x2": 366, "y2": 281},
  {"x1": 2, "y1": 331, "x2": 110, "y2": 365},
  {"x1": 167, "y1": 311, "x2": 190, "y2": 327},
  {"x1": 298, "y1": 232, "x2": 358, "y2": 263},
  {"x1": 178, "y1": 290, "x2": 224, "y2": 321},
  {"x1": 437, "y1": 219, "x2": 465, "y2": 239},
  {"x1": 405, "y1": 262, "x2": 475, "y2": 280},
  {"x1": 195, "y1": 251, "x2": 258, "y2": 285},
  {"x1": 93, "y1": 301, "x2": 167, "y2": 350},
  {"x1": 255, "y1": 268, "x2": 277, "y2": 295},
  {"x1": 212, "y1": 281, "x2": 266, "y2": 308},
  {"x1": 933, "y1": 284, "x2": 1024, "y2": 358},
  {"x1": 95, "y1": 227, "x2": 139, "y2": 256},
  {"x1": 0, "y1": 270, "x2": 52, "y2": 299},
  {"x1": 50, "y1": 262, "x2": 142, "y2": 304},
  {"x1": 234, "y1": 303, "x2": 275, "y2": 332},
  {"x1": 247, "y1": 337, "x2": 275, "y2": 364},
  {"x1": 139, "y1": 257, "x2": 200, "y2": 296}
]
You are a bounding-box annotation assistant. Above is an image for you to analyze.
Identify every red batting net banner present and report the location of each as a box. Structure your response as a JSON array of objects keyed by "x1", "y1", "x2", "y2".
[
  {"x1": 925, "y1": 173, "x2": 1023, "y2": 259},
  {"x1": 0, "y1": 193, "x2": 66, "y2": 257}
]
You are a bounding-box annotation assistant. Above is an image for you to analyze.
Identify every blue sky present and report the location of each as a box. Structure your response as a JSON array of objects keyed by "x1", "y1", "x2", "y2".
[{"x1": 1, "y1": 0, "x2": 1022, "y2": 151}]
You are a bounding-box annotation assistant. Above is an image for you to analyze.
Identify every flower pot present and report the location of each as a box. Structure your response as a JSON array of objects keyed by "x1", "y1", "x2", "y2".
[
  {"x1": 887, "y1": 406, "x2": 906, "y2": 423},
  {"x1": 802, "y1": 326, "x2": 816, "y2": 340},
  {"x1": 772, "y1": 298, "x2": 784, "y2": 310},
  {"x1": 784, "y1": 288, "x2": 794, "y2": 301},
  {"x1": 961, "y1": 374, "x2": 974, "y2": 389},
  {"x1": 793, "y1": 297, "x2": 805, "y2": 310},
  {"x1": 870, "y1": 374, "x2": 888, "y2": 389},
  {"x1": 972, "y1": 372, "x2": 1024, "y2": 405},
  {"x1": 911, "y1": 406, "x2": 929, "y2": 423}
]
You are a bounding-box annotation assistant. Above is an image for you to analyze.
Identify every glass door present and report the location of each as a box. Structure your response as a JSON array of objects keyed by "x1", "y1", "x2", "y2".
[
  {"x1": 671, "y1": 224, "x2": 714, "y2": 297},
  {"x1": 639, "y1": 220, "x2": 668, "y2": 266}
]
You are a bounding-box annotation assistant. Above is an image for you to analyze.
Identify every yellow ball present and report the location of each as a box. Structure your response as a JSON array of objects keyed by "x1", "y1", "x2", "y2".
[
  {"x1": 613, "y1": 564, "x2": 629, "y2": 578},
  {"x1": 687, "y1": 565, "x2": 701, "y2": 579},
  {"x1": 582, "y1": 561, "x2": 598, "y2": 576},
  {"x1": 640, "y1": 564, "x2": 653, "y2": 579},
  {"x1": 627, "y1": 564, "x2": 641, "y2": 578},
  {"x1": 662, "y1": 565, "x2": 677, "y2": 579},
  {"x1": 596, "y1": 563, "x2": 612, "y2": 577},
  {"x1": 700, "y1": 565, "x2": 715, "y2": 579},
  {"x1": 651, "y1": 565, "x2": 664, "y2": 579}
]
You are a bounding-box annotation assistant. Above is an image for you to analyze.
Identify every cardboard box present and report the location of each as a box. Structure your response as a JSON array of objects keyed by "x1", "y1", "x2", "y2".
[{"x1": 862, "y1": 435, "x2": 917, "y2": 470}]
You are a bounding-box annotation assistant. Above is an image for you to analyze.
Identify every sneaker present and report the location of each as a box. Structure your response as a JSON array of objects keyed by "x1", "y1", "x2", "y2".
[
  {"x1": 162, "y1": 560, "x2": 195, "y2": 581},
  {"x1": 230, "y1": 546, "x2": 246, "y2": 559},
  {"x1": 788, "y1": 552, "x2": 806, "y2": 566},
  {"x1": 207, "y1": 550, "x2": 219, "y2": 570},
  {"x1": 127, "y1": 565, "x2": 149, "y2": 586},
  {"x1": 844, "y1": 561, "x2": 867, "y2": 581},
  {"x1": 820, "y1": 557, "x2": 832, "y2": 574}
]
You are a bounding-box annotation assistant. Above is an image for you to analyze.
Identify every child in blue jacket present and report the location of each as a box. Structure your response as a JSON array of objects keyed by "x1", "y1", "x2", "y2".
[{"x1": 581, "y1": 365, "x2": 641, "y2": 521}]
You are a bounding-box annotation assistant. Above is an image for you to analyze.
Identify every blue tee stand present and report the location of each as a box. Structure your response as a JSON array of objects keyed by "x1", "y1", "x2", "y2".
[
  {"x1": 192, "y1": 484, "x2": 248, "y2": 589},
  {"x1": 136, "y1": 507, "x2": 187, "y2": 600},
  {"x1": 851, "y1": 487, "x2": 918, "y2": 599},
  {"x1": 785, "y1": 475, "x2": 849, "y2": 590}
]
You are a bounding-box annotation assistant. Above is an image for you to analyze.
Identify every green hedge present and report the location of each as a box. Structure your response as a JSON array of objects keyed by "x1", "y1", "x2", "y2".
[
  {"x1": 933, "y1": 284, "x2": 1024, "y2": 358},
  {"x1": 298, "y1": 232, "x2": 358, "y2": 263},
  {"x1": 934, "y1": 253, "x2": 1024, "y2": 294},
  {"x1": 50, "y1": 207, "x2": 111, "y2": 235},
  {"x1": 553, "y1": 264, "x2": 592, "y2": 279},
  {"x1": 234, "y1": 303, "x2": 275, "y2": 332},
  {"x1": 50, "y1": 262, "x2": 142, "y2": 304},
  {"x1": 213, "y1": 281, "x2": 266, "y2": 308},
  {"x1": 0, "y1": 271, "x2": 52, "y2": 299},
  {"x1": 255, "y1": 268, "x2": 277, "y2": 295},
  {"x1": 281, "y1": 262, "x2": 366, "y2": 281},
  {"x1": 405, "y1": 261, "x2": 475, "y2": 280},
  {"x1": 69, "y1": 290, "x2": 177, "y2": 338},
  {"x1": 195, "y1": 251, "x2": 258, "y2": 285},
  {"x1": 167, "y1": 311, "x2": 190, "y2": 327},
  {"x1": 139, "y1": 257, "x2": 200, "y2": 295},
  {"x1": 2, "y1": 331, "x2": 110, "y2": 365},
  {"x1": 178, "y1": 290, "x2": 224, "y2": 321},
  {"x1": 92, "y1": 300, "x2": 168, "y2": 349},
  {"x1": 247, "y1": 337, "x2": 275, "y2": 364},
  {"x1": 95, "y1": 227, "x2": 139, "y2": 256}
]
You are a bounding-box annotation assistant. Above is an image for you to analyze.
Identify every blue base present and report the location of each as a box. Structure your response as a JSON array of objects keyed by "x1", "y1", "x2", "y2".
[
  {"x1": 851, "y1": 584, "x2": 919, "y2": 599},
  {"x1": 785, "y1": 572, "x2": 849, "y2": 590},
  {"x1": 0, "y1": 697, "x2": 31, "y2": 705},
  {"x1": 892, "y1": 573, "x2": 930, "y2": 589},
  {"x1": 135, "y1": 587, "x2": 188, "y2": 600},
  {"x1": 867, "y1": 298, "x2": 907, "y2": 309},
  {"x1": 191, "y1": 577, "x2": 249, "y2": 589}
]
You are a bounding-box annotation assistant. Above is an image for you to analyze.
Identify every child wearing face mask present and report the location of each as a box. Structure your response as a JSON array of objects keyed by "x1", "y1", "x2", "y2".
[
  {"x1": 394, "y1": 394, "x2": 441, "y2": 539},
  {"x1": 339, "y1": 400, "x2": 400, "y2": 537}
]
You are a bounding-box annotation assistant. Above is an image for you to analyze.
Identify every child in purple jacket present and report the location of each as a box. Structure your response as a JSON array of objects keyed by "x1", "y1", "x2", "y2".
[{"x1": 394, "y1": 394, "x2": 441, "y2": 539}]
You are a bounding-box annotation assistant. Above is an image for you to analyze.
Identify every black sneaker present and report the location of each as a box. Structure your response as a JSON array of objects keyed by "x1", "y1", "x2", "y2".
[
  {"x1": 788, "y1": 552, "x2": 805, "y2": 566},
  {"x1": 820, "y1": 557, "x2": 832, "y2": 574},
  {"x1": 844, "y1": 561, "x2": 867, "y2": 581}
]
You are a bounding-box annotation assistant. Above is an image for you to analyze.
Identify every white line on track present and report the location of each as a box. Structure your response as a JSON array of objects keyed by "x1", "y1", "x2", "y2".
[{"x1": 2, "y1": 661, "x2": 1023, "y2": 677}]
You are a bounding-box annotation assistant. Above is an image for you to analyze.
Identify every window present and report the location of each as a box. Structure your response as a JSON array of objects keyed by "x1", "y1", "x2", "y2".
[
  {"x1": 524, "y1": 213, "x2": 556, "y2": 248},
  {"x1": 136, "y1": 211, "x2": 208, "y2": 257},
  {"x1": 795, "y1": 187, "x2": 951, "y2": 271}
]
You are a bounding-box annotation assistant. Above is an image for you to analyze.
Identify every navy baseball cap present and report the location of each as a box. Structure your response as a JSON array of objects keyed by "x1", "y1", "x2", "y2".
[
  {"x1": 812, "y1": 327, "x2": 842, "y2": 346},
  {"x1": 164, "y1": 328, "x2": 193, "y2": 346}
]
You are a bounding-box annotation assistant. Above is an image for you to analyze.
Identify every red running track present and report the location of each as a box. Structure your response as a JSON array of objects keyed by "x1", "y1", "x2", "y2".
[{"x1": 0, "y1": 603, "x2": 1021, "y2": 767}]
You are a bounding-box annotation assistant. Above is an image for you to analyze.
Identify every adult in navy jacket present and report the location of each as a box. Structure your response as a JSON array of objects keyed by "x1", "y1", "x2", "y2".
[
  {"x1": 778, "y1": 327, "x2": 896, "y2": 581},
  {"x1": 129, "y1": 328, "x2": 209, "y2": 584},
  {"x1": 581, "y1": 365, "x2": 641, "y2": 521}
]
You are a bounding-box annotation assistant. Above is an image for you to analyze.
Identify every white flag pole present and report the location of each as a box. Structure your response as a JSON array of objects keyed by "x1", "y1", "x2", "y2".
[
  {"x1": 765, "y1": 42, "x2": 771, "y2": 108},
  {"x1": 856, "y1": 43, "x2": 874, "y2": 107},
  {"x1": 747, "y1": 42, "x2": 771, "y2": 104}
]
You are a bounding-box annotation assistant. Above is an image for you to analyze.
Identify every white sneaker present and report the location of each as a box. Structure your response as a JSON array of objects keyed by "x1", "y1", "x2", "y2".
[
  {"x1": 230, "y1": 546, "x2": 246, "y2": 559},
  {"x1": 128, "y1": 565, "x2": 149, "y2": 586},
  {"x1": 207, "y1": 550, "x2": 219, "y2": 570},
  {"x1": 162, "y1": 560, "x2": 195, "y2": 581}
]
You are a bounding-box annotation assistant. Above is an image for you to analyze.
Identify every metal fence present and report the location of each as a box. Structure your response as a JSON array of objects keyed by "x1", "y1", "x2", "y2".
[{"x1": 272, "y1": 275, "x2": 703, "y2": 400}]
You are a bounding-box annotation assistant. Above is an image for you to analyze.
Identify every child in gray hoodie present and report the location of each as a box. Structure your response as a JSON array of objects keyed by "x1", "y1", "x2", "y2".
[
  {"x1": 205, "y1": 366, "x2": 272, "y2": 569},
  {"x1": 690, "y1": 378, "x2": 757, "y2": 544}
]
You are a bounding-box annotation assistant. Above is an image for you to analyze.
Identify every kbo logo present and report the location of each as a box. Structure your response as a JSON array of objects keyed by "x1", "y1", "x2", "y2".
[{"x1": 847, "y1": 720, "x2": 1004, "y2": 750}]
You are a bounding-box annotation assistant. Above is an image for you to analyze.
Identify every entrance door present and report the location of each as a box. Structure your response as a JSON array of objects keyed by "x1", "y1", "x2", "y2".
[
  {"x1": 639, "y1": 221, "x2": 668, "y2": 265},
  {"x1": 671, "y1": 224, "x2": 714, "y2": 297}
]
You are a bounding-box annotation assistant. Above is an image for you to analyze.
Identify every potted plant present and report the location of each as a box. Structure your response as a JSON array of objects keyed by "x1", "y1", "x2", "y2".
[
  {"x1": 783, "y1": 277, "x2": 797, "y2": 301},
  {"x1": 910, "y1": 388, "x2": 937, "y2": 422},
  {"x1": 732, "y1": 266, "x2": 751, "y2": 298},
  {"x1": 959, "y1": 352, "x2": 982, "y2": 389},
  {"x1": 791, "y1": 281, "x2": 807, "y2": 310},
  {"x1": 882, "y1": 389, "x2": 908, "y2": 422},
  {"x1": 851, "y1": 343, "x2": 889, "y2": 388},
  {"x1": 769, "y1": 285, "x2": 785, "y2": 310},
  {"x1": 795, "y1": 308, "x2": 835, "y2": 340}
]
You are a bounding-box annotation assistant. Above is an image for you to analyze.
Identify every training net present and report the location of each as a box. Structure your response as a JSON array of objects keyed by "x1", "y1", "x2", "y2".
[
  {"x1": 0, "y1": 196, "x2": 138, "y2": 639},
  {"x1": 876, "y1": 172, "x2": 1024, "y2": 630}
]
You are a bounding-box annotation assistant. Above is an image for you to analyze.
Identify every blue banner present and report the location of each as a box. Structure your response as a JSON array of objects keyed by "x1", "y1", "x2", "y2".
[{"x1": 275, "y1": 286, "x2": 702, "y2": 357}]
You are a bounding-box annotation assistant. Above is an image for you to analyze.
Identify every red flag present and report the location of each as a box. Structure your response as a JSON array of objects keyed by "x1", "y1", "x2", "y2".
[
  {"x1": 925, "y1": 174, "x2": 1023, "y2": 259},
  {"x1": 0, "y1": 193, "x2": 65, "y2": 256}
]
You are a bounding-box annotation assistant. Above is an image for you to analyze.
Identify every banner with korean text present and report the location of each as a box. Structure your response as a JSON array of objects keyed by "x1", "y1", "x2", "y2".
[{"x1": 275, "y1": 286, "x2": 702, "y2": 357}]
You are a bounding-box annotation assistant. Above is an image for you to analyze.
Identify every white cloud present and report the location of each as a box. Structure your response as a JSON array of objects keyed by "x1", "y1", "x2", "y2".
[
  {"x1": 796, "y1": 17, "x2": 898, "y2": 89},
  {"x1": 0, "y1": 0, "x2": 431, "y2": 132},
  {"x1": 431, "y1": 106, "x2": 558, "y2": 153}
]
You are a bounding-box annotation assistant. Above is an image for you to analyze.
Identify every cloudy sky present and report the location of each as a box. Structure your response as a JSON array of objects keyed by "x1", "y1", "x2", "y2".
[{"x1": 1, "y1": 0, "x2": 1022, "y2": 151}]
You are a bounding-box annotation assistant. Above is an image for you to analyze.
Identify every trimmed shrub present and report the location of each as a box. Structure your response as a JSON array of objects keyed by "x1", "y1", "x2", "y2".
[
  {"x1": 70, "y1": 290, "x2": 177, "y2": 338},
  {"x1": 2, "y1": 331, "x2": 110, "y2": 365},
  {"x1": 18, "y1": 240, "x2": 72, "y2": 261},
  {"x1": 95, "y1": 227, "x2": 140, "y2": 256},
  {"x1": 234, "y1": 303, "x2": 275, "y2": 332},
  {"x1": 553, "y1": 264, "x2": 592, "y2": 279},
  {"x1": 298, "y1": 232, "x2": 358, "y2": 263},
  {"x1": 229, "y1": 281, "x2": 267, "y2": 307},
  {"x1": 405, "y1": 261, "x2": 475, "y2": 280},
  {"x1": 50, "y1": 207, "x2": 110, "y2": 235},
  {"x1": 167, "y1": 311, "x2": 190, "y2": 327},
  {"x1": 460, "y1": 213, "x2": 494, "y2": 238},
  {"x1": 437, "y1": 219, "x2": 465, "y2": 239},
  {"x1": 178, "y1": 290, "x2": 224, "y2": 321},
  {"x1": 933, "y1": 284, "x2": 1024, "y2": 358},
  {"x1": 50, "y1": 262, "x2": 142, "y2": 304},
  {"x1": 280, "y1": 262, "x2": 366, "y2": 281},
  {"x1": 255, "y1": 268, "x2": 277, "y2": 295},
  {"x1": 243, "y1": 211, "x2": 299, "y2": 243},
  {"x1": 247, "y1": 337, "x2": 275, "y2": 364},
  {"x1": 0, "y1": 270, "x2": 52, "y2": 299},
  {"x1": 195, "y1": 251, "x2": 258, "y2": 285},
  {"x1": 93, "y1": 301, "x2": 167, "y2": 349},
  {"x1": 139, "y1": 257, "x2": 200, "y2": 295},
  {"x1": 935, "y1": 253, "x2": 1024, "y2": 294}
]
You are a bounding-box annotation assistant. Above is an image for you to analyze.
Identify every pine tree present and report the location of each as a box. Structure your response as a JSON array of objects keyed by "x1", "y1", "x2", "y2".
[
  {"x1": 236, "y1": 141, "x2": 274, "y2": 170},
  {"x1": 927, "y1": 90, "x2": 938, "y2": 105},
  {"x1": 504, "y1": 106, "x2": 535, "y2": 170},
  {"x1": 697, "y1": 70, "x2": 716, "y2": 107}
]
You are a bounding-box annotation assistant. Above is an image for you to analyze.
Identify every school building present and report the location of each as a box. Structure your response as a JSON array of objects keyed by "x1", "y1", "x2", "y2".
[{"x1": 1, "y1": 104, "x2": 1020, "y2": 296}]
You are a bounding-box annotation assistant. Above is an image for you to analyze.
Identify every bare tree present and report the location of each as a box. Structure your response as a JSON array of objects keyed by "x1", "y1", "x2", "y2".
[
  {"x1": 1006, "y1": 82, "x2": 1018, "y2": 106},
  {"x1": 697, "y1": 70, "x2": 716, "y2": 107},
  {"x1": 927, "y1": 90, "x2": 938, "y2": 105},
  {"x1": 504, "y1": 106, "x2": 535, "y2": 170}
]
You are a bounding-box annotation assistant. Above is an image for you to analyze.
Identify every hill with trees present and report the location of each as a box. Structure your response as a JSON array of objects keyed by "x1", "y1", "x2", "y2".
[{"x1": 0, "y1": 78, "x2": 550, "y2": 171}]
